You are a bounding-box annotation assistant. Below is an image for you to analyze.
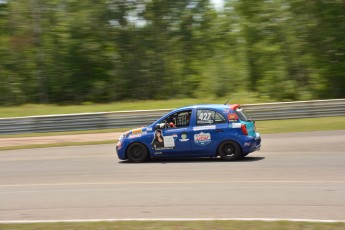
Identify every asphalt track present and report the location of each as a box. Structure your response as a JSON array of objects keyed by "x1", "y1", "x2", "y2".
[{"x1": 0, "y1": 130, "x2": 344, "y2": 222}]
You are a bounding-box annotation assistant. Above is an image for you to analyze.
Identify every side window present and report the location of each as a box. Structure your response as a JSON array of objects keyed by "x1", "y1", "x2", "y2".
[
  {"x1": 214, "y1": 112, "x2": 226, "y2": 124},
  {"x1": 197, "y1": 110, "x2": 226, "y2": 125},
  {"x1": 161, "y1": 110, "x2": 192, "y2": 128},
  {"x1": 235, "y1": 107, "x2": 251, "y2": 121},
  {"x1": 175, "y1": 110, "x2": 192, "y2": 127}
]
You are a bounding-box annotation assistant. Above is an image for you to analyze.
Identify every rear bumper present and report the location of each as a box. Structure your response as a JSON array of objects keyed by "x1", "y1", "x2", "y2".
[
  {"x1": 255, "y1": 133, "x2": 261, "y2": 151},
  {"x1": 243, "y1": 132, "x2": 261, "y2": 154}
]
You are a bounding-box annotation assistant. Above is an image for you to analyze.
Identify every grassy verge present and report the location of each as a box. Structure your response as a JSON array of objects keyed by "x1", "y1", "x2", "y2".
[
  {"x1": 0, "y1": 116, "x2": 344, "y2": 151},
  {"x1": 0, "y1": 220, "x2": 344, "y2": 230},
  {"x1": 0, "y1": 128, "x2": 129, "y2": 138},
  {"x1": 256, "y1": 116, "x2": 345, "y2": 134},
  {"x1": 0, "y1": 140, "x2": 116, "y2": 151},
  {"x1": 1, "y1": 116, "x2": 344, "y2": 139},
  {"x1": 0, "y1": 94, "x2": 267, "y2": 118}
]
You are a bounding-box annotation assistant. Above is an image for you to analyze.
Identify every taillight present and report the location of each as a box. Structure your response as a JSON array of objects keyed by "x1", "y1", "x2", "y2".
[{"x1": 241, "y1": 124, "x2": 248, "y2": 135}]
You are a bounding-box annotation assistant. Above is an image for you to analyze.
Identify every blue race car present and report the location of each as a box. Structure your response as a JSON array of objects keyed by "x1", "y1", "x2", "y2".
[{"x1": 116, "y1": 104, "x2": 261, "y2": 162}]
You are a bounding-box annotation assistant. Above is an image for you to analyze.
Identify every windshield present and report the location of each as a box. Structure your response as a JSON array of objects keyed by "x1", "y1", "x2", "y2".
[{"x1": 235, "y1": 107, "x2": 251, "y2": 121}]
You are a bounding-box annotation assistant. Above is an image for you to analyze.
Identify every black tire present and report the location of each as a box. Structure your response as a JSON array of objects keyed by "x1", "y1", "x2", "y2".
[
  {"x1": 218, "y1": 141, "x2": 242, "y2": 161},
  {"x1": 126, "y1": 143, "x2": 148, "y2": 163},
  {"x1": 242, "y1": 152, "x2": 250, "y2": 157}
]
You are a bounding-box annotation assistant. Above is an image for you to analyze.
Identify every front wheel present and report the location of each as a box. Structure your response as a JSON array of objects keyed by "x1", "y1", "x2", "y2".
[
  {"x1": 218, "y1": 141, "x2": 242, "y2": 161},
  {"x1": 126, "y1": 143, "x2": 148, "y2": 163}
]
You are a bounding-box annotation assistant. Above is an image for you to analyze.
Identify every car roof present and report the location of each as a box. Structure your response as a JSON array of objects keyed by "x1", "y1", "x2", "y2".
[
  {"x1": 150, "y1": 104, "x2": 238, "y2": 126},
  {"x1": 176, "y1": 104, "x2": 233, "y2": 111}
]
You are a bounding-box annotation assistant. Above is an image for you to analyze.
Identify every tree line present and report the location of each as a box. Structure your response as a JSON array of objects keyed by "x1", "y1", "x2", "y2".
[{"x1": 0, "y1": 0, "x2": 344, "y2": 105}]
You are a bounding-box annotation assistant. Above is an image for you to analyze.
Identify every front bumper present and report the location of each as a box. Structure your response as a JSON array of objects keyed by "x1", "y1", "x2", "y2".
[{"x1": 115, "y1": 141, "x2": 127, "y2": 160}]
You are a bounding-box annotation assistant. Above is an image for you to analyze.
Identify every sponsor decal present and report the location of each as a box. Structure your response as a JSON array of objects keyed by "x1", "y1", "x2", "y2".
[
  {"x1": 198, "y1": 112, "x2": 214, "y2": 124},
  {"x1": 166, "y1": 128, "x2": 187, "y2": 132},
  {"x1": 154, "y1": 152, "x2": 162, "y2": 155},
  {"x1": 194, "y1": 132, "x2": 211, "y2": 146},
  {"x1": 193, "y1": 125, "x2": 216, "y2": 131},
  {"x1": 163, "y1": 136, "x2": 175, "y2": 148},
  {"x1": 230, "y1": 123, "x2": 241, "y2": 128},
  {"x1": 146, "y1": 127, "x2": 152, "y2": 131},
  {"x1": 128, "y1": 134, "x2": 141, "y2": 139},
  {"x1": 155, "y1": 147, "x2": 174, "y2": 150},
  {"x1": 125, "y1": 127, "x2": 147, "y2": 138},
  {"x1": 128, "y1": 127, "x2": 147, "y2": 136},
  {"x1": 198, "y1": 120, "x2": 214, "y2": 124},
  {"x1": 151, "y1": 129, "x2": 175, "y2": 150},
  {"x1": 179, "y1": 132, "x2": 189, "y2": 142},
  {"x1": 131, "y1": 128, "x2": 143, "y2": 134},
  {"x1": 228, "y1": 113, "x2": 238, "y2": 122},
  {"x1": 244, "y1": 142, "x2": 250, "y2": 147}
]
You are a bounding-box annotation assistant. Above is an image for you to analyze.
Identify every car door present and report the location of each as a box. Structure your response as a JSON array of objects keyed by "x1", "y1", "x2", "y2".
[
  {"x1": 190, "y1": 109, "x2": 227, "y2": 155},
  {"x1": 151, "y1": 109, "x2": 192, "y2": 156}
]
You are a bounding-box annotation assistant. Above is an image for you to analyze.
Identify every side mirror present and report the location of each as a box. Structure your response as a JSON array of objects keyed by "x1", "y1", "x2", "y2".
[{"x1": 155, "y1": 123, "x2": 166, "y2": 129}]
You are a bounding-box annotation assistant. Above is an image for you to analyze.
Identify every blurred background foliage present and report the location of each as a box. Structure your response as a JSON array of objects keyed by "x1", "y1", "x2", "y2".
[{"x1": 0, "y1": 0, "x2": 344, "y2": 105}]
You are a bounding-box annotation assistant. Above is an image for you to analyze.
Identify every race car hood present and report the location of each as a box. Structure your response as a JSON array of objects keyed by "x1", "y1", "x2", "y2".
[{"x1": 123, "y1": 127, "x2": 151, "y2": 138}]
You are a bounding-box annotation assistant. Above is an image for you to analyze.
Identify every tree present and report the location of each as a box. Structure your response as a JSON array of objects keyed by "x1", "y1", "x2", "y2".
[{"x1": 0, "y1": 0, "x2": 343, "y2": 105}]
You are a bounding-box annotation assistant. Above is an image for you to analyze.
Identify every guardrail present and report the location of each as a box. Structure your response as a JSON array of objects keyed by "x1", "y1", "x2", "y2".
[{"x1": 0, "y1": 99, "x2": 344, "y2": 134}]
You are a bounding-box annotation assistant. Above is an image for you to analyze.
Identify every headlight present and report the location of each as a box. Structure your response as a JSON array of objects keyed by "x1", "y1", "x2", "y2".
[
  {"x1": 116, "y1": 141, "x2": 122, "y2": 149},
  {"x1": 119, "y1": 133, "x2": 125, "y2": 141}
]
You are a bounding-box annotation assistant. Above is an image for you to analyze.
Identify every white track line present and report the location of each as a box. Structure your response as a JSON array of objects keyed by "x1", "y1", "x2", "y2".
[
  {"x1": 1, "y1": 180, "x2": 345, "y2": 188},
  {"x1": 1, "y1": 218, "x2": 345, "y2": 224}
]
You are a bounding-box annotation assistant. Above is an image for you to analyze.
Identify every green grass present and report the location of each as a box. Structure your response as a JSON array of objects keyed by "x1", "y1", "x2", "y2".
[
  {"x1": 0, "y1": 94, "x2": 268, "y2": 118},
  {"x1": 0, "y1": 220, "x2": 344, "y2": 230},
  {"x1": 0, "y1": 116, "x2": 344, "y2": 151},
  {"x1": 0, "y1": 140, "x2": 116, "y2": 151},
  {"x1": 0, "y1": 128, "x2": 129, "y2": 138},
  {"x1": 256, "y1": 116, "x2": 345, "y2": 134},
  {"x1": 1, "y1": 116, "x2": 344, "y2": 139}
]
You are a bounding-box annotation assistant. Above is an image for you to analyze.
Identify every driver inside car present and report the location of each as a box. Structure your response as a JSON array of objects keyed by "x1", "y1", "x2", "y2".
[{"x1": 169, "y1": 116, "x2": 176, "y2": 128}]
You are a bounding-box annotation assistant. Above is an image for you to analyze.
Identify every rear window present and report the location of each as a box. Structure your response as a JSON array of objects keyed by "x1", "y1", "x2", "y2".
[{"x1": 235, "y1": 107, "x2": 251, "y2": 121}]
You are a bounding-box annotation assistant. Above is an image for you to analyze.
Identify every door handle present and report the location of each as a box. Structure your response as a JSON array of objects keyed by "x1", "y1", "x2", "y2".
[{"x1": 216, "y1": 129, "x2": 224, "y2": 132}]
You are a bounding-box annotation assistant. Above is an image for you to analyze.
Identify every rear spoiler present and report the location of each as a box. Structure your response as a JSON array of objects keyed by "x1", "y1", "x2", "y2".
[{"x1": 229, "y1": 104, "x2": 240, "y2": 110}]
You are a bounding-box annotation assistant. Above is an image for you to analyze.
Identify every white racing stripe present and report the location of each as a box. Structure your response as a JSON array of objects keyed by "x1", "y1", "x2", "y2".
[{"x1": 0, "y1": 218, "x2": 345, "y2": 224}]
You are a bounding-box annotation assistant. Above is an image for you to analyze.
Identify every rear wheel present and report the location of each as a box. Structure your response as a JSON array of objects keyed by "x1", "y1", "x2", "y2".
[
  {"x1": 218, "y1": 141, "x2": 242, "y2": 161},
  {"x1": 126, "y1": 143, "x2": 148, "y2": 163},
  {"x1": 242, "y1": 152, "x2": 250, "y2": 157}
]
